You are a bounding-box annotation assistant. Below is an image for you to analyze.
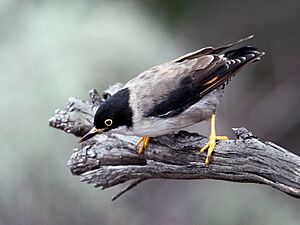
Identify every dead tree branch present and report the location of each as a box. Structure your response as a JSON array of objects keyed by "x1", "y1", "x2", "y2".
[{"x1": 49, "y1": 84, "x2": 300, "y2": 200}]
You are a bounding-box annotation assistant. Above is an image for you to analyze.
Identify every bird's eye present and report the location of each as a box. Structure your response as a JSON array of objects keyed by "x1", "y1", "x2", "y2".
[
  {"x1": 102, "y1": 93, "x2": 111, "y2": 100},
  {"x1": 104, "y1": 119, "x2": 113, "y2": 127}
]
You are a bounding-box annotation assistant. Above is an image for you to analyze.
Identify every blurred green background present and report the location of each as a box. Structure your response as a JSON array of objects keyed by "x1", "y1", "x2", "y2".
[{"x1": 0, "y1": 0, "x2": 299, "y2": 224}]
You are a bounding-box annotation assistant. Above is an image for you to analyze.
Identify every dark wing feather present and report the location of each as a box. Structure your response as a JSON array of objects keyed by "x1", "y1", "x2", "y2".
[
  {"x1": 125, "y1": 36, "x2": 264, "y2": 119},
  {"x1": 144, "y1": 46, "x2": 263, "y2": 118},
  {"x1": 174, "y1": 35, "x2": 254, "y2": 63},
  {"x1": 144, "y1": 56, "x2": 225, "y2": 118}
]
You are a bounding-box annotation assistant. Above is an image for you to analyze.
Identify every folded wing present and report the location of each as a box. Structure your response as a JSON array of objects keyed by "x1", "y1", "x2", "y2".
[{"x1": 126, "y1": 36, "x2": 264, "y2": 119}]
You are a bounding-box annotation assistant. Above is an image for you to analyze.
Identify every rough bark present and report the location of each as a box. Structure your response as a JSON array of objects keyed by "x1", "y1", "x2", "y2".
[{"x1": 49, "y1": 84, "x2": 300, "y2": 200}]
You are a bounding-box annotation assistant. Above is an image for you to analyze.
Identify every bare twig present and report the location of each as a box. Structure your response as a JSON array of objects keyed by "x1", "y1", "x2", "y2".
[
  {"x1": 49, "y1": 84, "x2": 300, "y2": 200},
  {"x1": 111, "y1": 178, "x2": 148, "y2": 201}
]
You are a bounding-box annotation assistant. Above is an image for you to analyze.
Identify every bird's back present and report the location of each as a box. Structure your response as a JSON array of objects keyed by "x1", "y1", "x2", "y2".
[{"x1": 125, "y1": 36, "x2": 264, "y2": 126}]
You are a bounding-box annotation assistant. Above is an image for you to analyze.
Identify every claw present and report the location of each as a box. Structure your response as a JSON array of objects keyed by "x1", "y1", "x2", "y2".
[
  {"x1": 136, "y1": 136, "x2": 150, "y2": 156},
  {"x1": 200, "y1": 114, "x2": 228, "y2": 165}
]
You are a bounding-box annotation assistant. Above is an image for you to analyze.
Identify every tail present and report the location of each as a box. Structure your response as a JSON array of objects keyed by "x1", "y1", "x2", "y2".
[
  {"x1": 200, "y1": 44, "x2": 265, "y2": 97},
  {"x1": 219, "y1": 45, "x2": 265, "y2": 75},
  {"x1": 175, "y1": 35, "x2": 258, "y2": 63}
]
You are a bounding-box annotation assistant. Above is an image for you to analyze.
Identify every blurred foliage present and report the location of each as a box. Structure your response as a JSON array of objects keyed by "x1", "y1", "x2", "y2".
[{"x1": 0, "y1": 0, "x2": 299, "y2": 224}]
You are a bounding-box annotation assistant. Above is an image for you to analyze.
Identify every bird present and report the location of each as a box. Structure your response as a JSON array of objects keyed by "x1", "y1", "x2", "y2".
[{"x1": 79, "y1": 35, "x2": 264, "y2": 165}]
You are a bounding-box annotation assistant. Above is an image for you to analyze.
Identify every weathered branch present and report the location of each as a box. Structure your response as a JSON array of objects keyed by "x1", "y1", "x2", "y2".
[{"x1": 49, "y1": 84, "x2": 300, "y2": 200}]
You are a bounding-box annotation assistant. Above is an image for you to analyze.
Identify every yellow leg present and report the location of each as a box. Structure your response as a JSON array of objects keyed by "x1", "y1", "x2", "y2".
[
  {"x1": 136, "y1": 136, "x2": 151, "y2": 156},
  {"x1": 200, "y1": 114, "x2": 228, "y2": 165}
]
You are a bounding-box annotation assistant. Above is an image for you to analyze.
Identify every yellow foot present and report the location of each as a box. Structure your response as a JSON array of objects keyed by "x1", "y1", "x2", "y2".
[
  {"x1": 135, "y1": 136, "x2": 150, "y2": 156},
  {"x1": 200, "y1": 135, "x2": 228, "y2": 165}
]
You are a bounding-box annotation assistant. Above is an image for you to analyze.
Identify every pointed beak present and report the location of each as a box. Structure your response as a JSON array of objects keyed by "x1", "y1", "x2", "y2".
[{"x1": 79, "y1": 127, "x2": 104, "y2": 143}]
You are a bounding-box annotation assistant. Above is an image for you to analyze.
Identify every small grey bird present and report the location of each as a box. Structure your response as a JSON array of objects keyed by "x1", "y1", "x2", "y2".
[{"x1": 80, "y1": 36, "x2": 264, "y2": 165}]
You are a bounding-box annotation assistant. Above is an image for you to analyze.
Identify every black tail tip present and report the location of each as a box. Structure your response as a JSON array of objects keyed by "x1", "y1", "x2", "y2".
[{"x1": 224, "y1": 46, "x2": 264, "y2": 60}]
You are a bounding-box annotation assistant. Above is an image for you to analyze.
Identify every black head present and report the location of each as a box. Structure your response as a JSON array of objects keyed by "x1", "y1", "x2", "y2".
[
  {"x1": 79, "y1": 88, "x2": 133, "y2": 142},
  {"x1": 94, "y1": 88, "x2": 133, "y2": 130}
]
